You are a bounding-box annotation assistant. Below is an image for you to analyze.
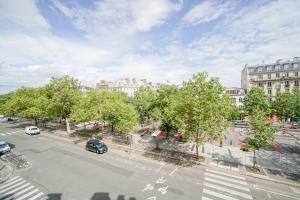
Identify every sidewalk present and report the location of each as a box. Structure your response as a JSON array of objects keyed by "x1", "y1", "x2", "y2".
[
  {"x1": 42, "y1": 129, "x2": 300, "y2": 187},
  {"x1": 0, "y1": 159, "x2": 14, "y2": 183}
]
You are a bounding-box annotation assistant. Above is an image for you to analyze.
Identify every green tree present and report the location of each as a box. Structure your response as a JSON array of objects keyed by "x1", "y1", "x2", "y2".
[
  {"x1": 292, "y1": 89, "x2": 300, "y2": 121},
  {"x1": 243, "y1": 87, "x2": 270, "y2": 116},
  {"x1": 169, "y1": 72, "x2": 232, "y2": 159},
  {"x1": 272, "y1": 92, "x2": 293, "y2": 124},
  {"x1": 45, "y1": 75, "x2": 81, "y2": 133},
  {"x1": 243, "y1": 108, "x2": 276, "y2": 168},
  {"x1": 133, "y1": 86, "x2": 157, "y2": 124}
]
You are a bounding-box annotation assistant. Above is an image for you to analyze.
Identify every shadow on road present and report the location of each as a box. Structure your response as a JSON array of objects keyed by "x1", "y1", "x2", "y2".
[{"x1": 45, "y1": 193, "x2": 136, "y2": 200}]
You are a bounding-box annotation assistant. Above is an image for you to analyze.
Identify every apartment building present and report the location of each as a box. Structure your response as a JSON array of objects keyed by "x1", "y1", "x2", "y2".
[
  {"x1": 225, "y1": 87, "x2": 245, "y2": 110},
  {"x1": 241, "y1": 57, "x2": 300, "y2": 100},
  {"x1": 96, "y1": 78, "x2": 157, "y2": 97}
]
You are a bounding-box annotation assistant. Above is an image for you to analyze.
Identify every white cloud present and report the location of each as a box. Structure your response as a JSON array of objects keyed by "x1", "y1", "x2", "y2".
[
  {"x1": 52, "y1": 0, "x2": 182, "y2": 46},
  {"x1": 182, "y1": 0, "x2": 234, "y2": 26},
  {"x1": 0, "y1": 0, "x2": 49, "y2": 31}
]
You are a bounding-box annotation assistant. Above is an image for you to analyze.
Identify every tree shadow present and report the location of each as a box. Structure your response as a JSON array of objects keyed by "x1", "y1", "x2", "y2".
[
  {"x1": 91, "y1": 193, "x2": 136, "y2": 200},
  {"x1": 45, "y1": 193, "x2": 63, "y2": 200}
]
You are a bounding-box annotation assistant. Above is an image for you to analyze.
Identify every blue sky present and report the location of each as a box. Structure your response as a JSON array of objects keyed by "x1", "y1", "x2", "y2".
[{"x1": 0, "y1": 0, "x2": 300, "y2": 92}]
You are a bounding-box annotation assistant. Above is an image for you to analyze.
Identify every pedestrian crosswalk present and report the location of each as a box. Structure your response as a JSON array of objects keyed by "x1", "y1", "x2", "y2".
[
  {"x1": 0, "y1": 130, "x2": 23, "y2": 137},
  {"x1": 201, "y1": 169, "x2": 253, "y2": 200},
  {"x1": 0, "y1": 176, "x2": 45, "y2": 200},
  {"x1": 209, "y1": 161, "x2": 239, "y2": 171}
]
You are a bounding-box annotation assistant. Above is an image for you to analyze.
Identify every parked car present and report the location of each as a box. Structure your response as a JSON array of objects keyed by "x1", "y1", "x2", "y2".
[
  {"x1": 85, "y1": 140, "x2": 108, "y2": 154},
  {"x1": 0, "y1": 141, "x2": 11, "y2": 155},
  {"x1": 25, "y1": 126, "x2": 40, "y2": 135}
]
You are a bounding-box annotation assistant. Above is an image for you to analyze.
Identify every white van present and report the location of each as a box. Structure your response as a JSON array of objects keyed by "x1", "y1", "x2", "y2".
[{"x1": 25, "y1": 126, "x2": 40, "y2": 135}]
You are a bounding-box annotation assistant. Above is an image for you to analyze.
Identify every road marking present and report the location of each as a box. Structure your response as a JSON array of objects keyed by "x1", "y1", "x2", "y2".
[
  {"x1": 204, "y1": 182, "x2": 253, "y2": 199},
  {"x1": 16, "y1": 189, "x2": 39, "y2": 200},
  {"x1": 169, "y1": 166, "x2": 179, "y2": 176},
  {"x1": 156, "y1": 163, "x2": 166, "y2": 173},
  {"x1": 6, "y1": 132, "x2": 12, "y2": 135},
  {"x1": 10, "y1": 185, "x2": 34, "y2": 199},
  {"x1": 267, "y1": 193, "x2": 271, "y2": 198},
  {"x1": 253, "y1": 185, "x2": 300, "y2": 200},
  {"x1": 206, "y1": 173, "x2": 248, "y2": 185},
  {"x1": 201, "y1": 196, "x2": 214, "y2": 200},
  {"x1": 0, "y1": 180, "x2": 26, "y2": 193},
  {"x1": 204, "y1": 177, "x2": 250, "y2": 192},
  {"x1": 1, "y1": 133, "x2": 6, "y2": 136},
  {"x1": 203, "y1": 188, "x2": 239, "y2": 200},
  {"x1": 0, "y1": 177, "x2": 21, "y2": 190},
  {"x1": 27, "y1": 192, "x2": 44, "y2": 200},
  {"x1": 1, "y1": 183, "x2": 30, "y2": 196},
  {"x1": 206, "y1": 169, "x2": 244, "y2": 180}
]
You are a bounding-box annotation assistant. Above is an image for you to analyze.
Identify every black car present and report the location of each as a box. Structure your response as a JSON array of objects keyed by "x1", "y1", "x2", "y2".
[{"x1": 85, "y1": 140, "x2": 108, "y2": 154}]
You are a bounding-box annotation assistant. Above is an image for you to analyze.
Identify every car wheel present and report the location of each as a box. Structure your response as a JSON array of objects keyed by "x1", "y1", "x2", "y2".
[{"x1": 96, "y1": 150, "x2": 100, "y2": 154}]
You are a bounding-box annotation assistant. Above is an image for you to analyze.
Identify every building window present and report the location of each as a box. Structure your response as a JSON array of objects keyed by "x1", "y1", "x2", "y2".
[
  {"x1": 284, "y1": 64, "x2": 289, "y2": 70},
  {"x1": 267, "y1": 74, "x2": 271, "y2": 79},
  {"x1": 267, "y1": 66, "x2": 272, "y2": 71},
  {"x1": 295, "y1": 72, "x2": 299, "y2": 77},
  {"x1": 285, "y1": 81, "x2": 289, "y2": 87},
  {"x1": 239, "y1": 97, "x2": 243, "y2": 102},
  {"x1": 275, "y1": 65, "x2": 281, "y2": 71},
  {"x1": 285, "y1": 72, "x2": 289, "y2": 77},
  {"x1": 232, "y1": 98, "x2": 236, "y2": 103},
  {"x1": 258, "y1": 74, "x2": 263, "y2": 80},
  {"x1": 267, "y1": 82, "x2": 272, "y2": 87},
  {"x1": 268, "y1": 89, "x2": 272, "y2": 95},
  {"x1": 258, "y1": 82, "x2": 264, "y2": 87},
  {"x1": 258, "y1": 67, "x2": 262, "y2": 72},
  {"x1": 293, "y1": 63, "x2": 299, "y2": 68},
  {"x1": 269, "y1": 98, "x2": 272, "y2": 102},
  {"x1": 276, "y1": 73, "x2": 280, "y2": 78},
  {"x1": 295, "y1": 80, "x2": 299, "y2": 86}
]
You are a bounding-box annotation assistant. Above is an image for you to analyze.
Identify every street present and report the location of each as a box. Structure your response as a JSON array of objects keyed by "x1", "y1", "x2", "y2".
[{"x1": 0, "y1": 121, "x2": 299, "y2": 200}]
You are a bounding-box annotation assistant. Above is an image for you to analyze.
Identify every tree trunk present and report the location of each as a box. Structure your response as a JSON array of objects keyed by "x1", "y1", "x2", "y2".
[
  {"x1": 66, "y1": 118, "x2": 71, "y2": 133},
  {"x1": 219, "y1": 139, "x2": 223, "y2": 147},
  {"x1": 111, "y1": 123, "x2": 114, "y2": 133},
  {"x1": 84, "y1": 122, "x2": 86, "y2": 130},
  {"x1": 34, "y1": 118, "x2": 38, "y2": 126},
  {"x1": 155, "y1": 139, "x2": 159, "y2": 150},
  {"x1": 253, "y1": 149, "x2": 257, "y2": 168},
  {"x1": 195, "y1": 130, "x2": 199, "y2": 160}
]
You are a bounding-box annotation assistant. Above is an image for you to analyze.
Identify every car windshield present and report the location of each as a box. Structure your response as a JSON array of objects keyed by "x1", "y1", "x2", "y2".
[
  {"x1": 95, "y1": 143, "x2": 105, "y2": 148},
  {"x1": 31, "y1": 128, "x2": 38, "y2": 130},
  {"x1": 0, "y1": 144, "x2": 8, "y2": 148}
]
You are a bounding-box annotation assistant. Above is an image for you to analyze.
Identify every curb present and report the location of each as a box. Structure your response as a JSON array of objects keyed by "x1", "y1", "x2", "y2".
[
  {"x1": 43, "y1": 131, "x2": 300, "y2": 188},
  {"x1": 0, "y1": 162, "x2": 14, "y2": 183}
]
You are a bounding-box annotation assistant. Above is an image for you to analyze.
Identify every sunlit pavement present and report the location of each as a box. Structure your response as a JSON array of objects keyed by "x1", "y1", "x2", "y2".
[{"x1": 0, "y1": 122, "x2": 299, "y2": 200}]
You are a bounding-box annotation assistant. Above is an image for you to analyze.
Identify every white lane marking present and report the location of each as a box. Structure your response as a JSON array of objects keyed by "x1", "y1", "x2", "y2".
[
  {"x1": 0, "y1": 180, "x2": 26, "y2": 193},
  {"x1": 6, "y1": 132, "x2": 12, "y2": 135},
  {"x1": 1, "y1": 183, "x2": 30, "y2": 196},
  {"x1": 5, "y1": 185, "x2": 34, "y2": 199},
  {"x1": 206, "y1": 173, "x2": 248, "y2": 185},
  {"x1": 205, "y1": 177, "x2": 250, "y2": 192},
  {"x1": 206, "y1": 169, "x2": 244, "y2": 180},
  {"x1": 1, "y1": 133, "x2": 6, "y2": 136},
  {"x1": 203, "y1": 188, "x2": 239, "y2": 200},
  {"x1": 204, "y1": 182, "x2": 253, "y2": 199},
  {"x1": 169, "y1": 166, "x2": 179, "y2": 176},
  {"x1": 0, "y1": 178, "x2": 23, "y2": 190},
  {"x1": 156, "y1": 163, "x2": 166, "y2": 173},
  {"x1": 202, "y1": 196, "x2": 214, "y2": 200},
  {"x1": 16, "y1": 188, "x2": 39, "y2": 200},
  {"x1": 253, "y1": 185, "x2": 300, "y2": 200},
  {"x1": 267, "y1": 193, "x2": 271, "y2": 198},
  {"x1": 27, "y1": 192, "x2": 44, "y2": 200}
]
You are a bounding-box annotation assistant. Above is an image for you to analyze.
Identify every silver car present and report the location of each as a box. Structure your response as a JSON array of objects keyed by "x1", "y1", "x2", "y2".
[
  {"x1": 0, "y1": 141, "x2": 11, "y2": 154},
  {"x1": 25, "y1": 126, "x2": 40, "y2": 135}
]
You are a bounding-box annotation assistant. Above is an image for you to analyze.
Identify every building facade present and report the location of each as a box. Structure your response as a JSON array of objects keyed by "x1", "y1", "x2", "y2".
[
  {"x1": 96, "y1": 78, "x2": 156, "y2": 97},
  {"x1": 225, "y1": 87, "x2": 245, "y2": 110},
  {"x1": 241, "y1": 57, "x2": 300, "y2": 100}
]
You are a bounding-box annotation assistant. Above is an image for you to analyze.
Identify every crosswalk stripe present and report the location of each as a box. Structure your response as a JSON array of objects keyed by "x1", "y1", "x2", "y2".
[
  {"x1": 205, "y1": 177, "x2": 250, "y2": 192},
  {"x1": 0, "y1": 177, "x2": 22, "y2": 190},
  {"x1": 1, "y1": 133, "x2": 5, "y2": 136},
  {"x1": 204, "y1": 182, "x2": 253, "y2": 199},
  {"x1": 0, "y1": 180, "x2": 26, "y2": 193},
  {"x1": 16, "y1": 188, "x2": 39, "y2": 200},
  {"x1": 202, "y1": 196, "x2": 214, "y2": 200},
  {"x1": 6, "y1": 132, "x2": 12, "y2": 135},
  {"x1": 1, "y1": 183, "x2": 30, "y2": 196},
  {"x1": 206, "y1": 173, "x2": 248, "y2": 185},
  {"x1": 27, "y1": 192, "x2": 44, "y2": 200},
  {"x1": 10, "y1": 185, "x2": 35, "y2": 199},
  {"x1": 203, "y1": 188, "x2": 239, "y2": 200},
  {"x1": 206, "y1": 169, "x2": 244, "y2": 180}
]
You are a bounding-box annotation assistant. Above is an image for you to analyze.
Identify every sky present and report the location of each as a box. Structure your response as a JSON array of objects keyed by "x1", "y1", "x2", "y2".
[{"x1": 0, "y1": 0, "x2": 300, "y2": 93}]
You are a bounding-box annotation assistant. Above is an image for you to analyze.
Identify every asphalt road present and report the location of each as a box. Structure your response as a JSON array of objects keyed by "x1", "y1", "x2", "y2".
[{"x1": 0, "y1": 121, "x2": 299, "y2": 200}]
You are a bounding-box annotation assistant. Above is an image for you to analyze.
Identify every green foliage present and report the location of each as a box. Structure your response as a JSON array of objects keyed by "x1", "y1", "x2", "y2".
[
  {"x1": 292, "y1": 89, "x2": 300, "y2": 120},
  {"x1": 70, "y1": 95, "x2": 94, "y2": 124},
  {"x1": 133, "y1": 86, "x2": 158, "y2": 123},
  {"x1": 228, "y1": 106, "x2": 241, "y2": 121},
  {"x1": 45, "y1": 75, "x2": 81, "y2": 119},
  {"x1": 272, "y1": 92, "x2": 293, "y2": 118},
  {"x1": 168, "y1": 72, "x2": 232, "y2": 158},
  {"x1": 243, "y1": 87, "x2": 270, "y2": 116}
]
